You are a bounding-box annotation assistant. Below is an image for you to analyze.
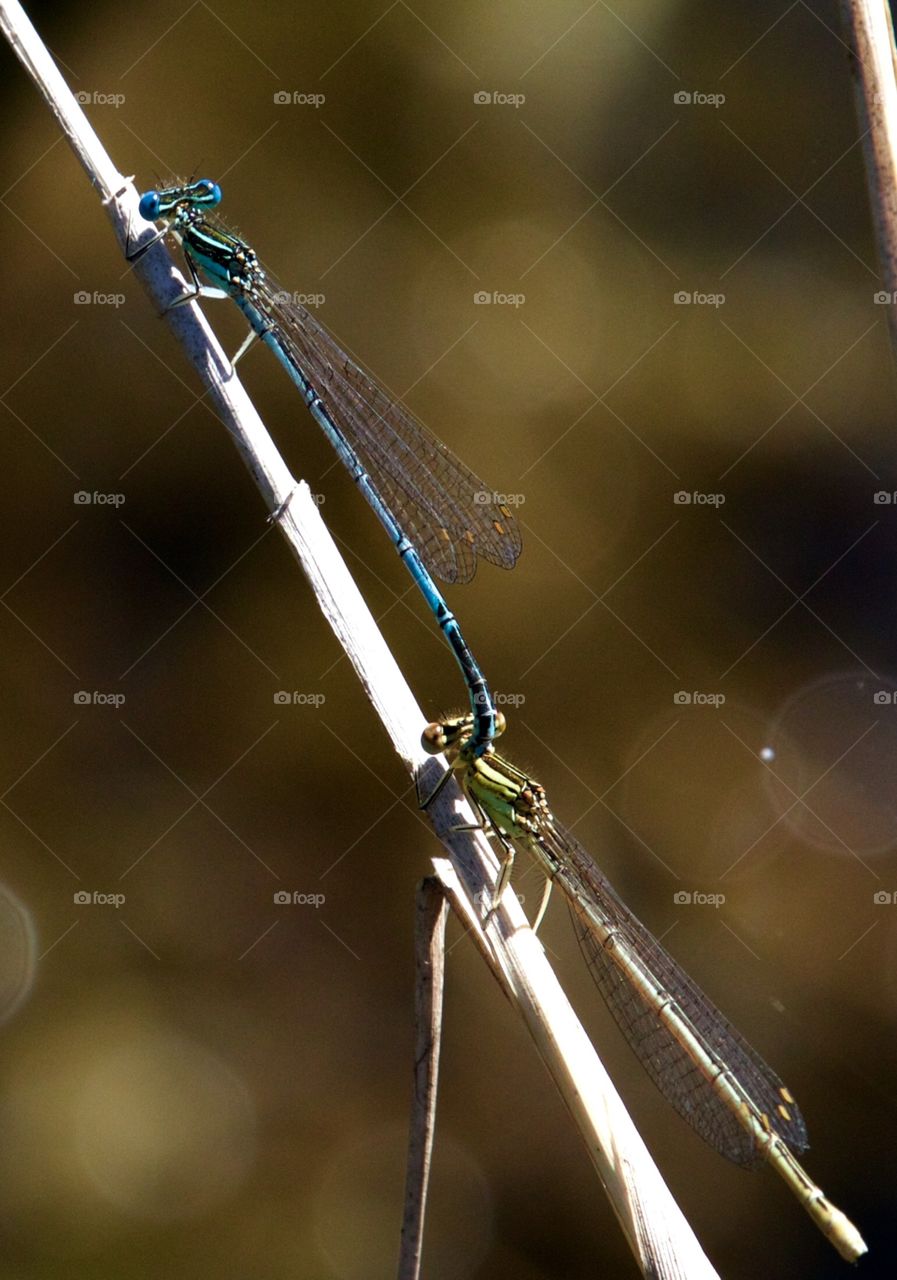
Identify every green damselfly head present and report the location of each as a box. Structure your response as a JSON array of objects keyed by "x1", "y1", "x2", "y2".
[{"x1": 422, "y1": 711, "x2": 506, "y2": 759}]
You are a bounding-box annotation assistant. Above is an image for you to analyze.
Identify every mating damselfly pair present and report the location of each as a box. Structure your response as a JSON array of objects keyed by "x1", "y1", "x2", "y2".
[{"x1": 134, "y1": 178, "x2": 866, "y2": 1261}]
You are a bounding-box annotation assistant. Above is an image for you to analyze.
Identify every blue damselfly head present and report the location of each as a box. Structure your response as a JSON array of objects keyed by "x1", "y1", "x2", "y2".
[{"x1": 138, "y1": 178, "x2": 223, "y2": 222}]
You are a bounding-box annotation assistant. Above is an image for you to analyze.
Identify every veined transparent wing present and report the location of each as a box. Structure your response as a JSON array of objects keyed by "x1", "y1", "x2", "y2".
[
  {"x1": 262, "y1": 275, "x2": 522, "y2": 585},
  {"x1": 538, "y1": 820, "x2": 808, "y2": 1166}
]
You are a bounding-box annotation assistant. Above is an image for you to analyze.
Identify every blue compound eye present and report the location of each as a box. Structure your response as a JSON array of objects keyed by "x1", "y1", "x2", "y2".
[
  {"x1": 196, "y1": 179, "x2": 222, "y2": 207},
  {"x1": 138, "y1": 190, "x2": 161, "y2": 221}
]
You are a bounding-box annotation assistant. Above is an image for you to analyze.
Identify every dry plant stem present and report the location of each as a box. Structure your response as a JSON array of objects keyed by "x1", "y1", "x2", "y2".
[
  {"x1": 840, "y1": 0, "x2": 897, "y2": 351},
  {"x1": 1, "y1": 1, "x2": 722, "y2": 1274},
  {"x1": 398, "y1": 878, "x2": 449, "y2": 1280},
  {"x1": 433, "y1": 862, "x2": 720, "y2": 1280}
]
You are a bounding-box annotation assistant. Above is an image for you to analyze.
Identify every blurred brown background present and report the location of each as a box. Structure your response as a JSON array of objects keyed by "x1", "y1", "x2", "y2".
[{"x1": 0, "y1": 1, "x2": 894, "y2": 1276}]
